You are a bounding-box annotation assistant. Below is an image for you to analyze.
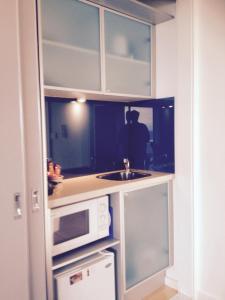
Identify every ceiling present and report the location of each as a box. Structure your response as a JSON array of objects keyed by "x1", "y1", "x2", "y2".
[
  {"x1": 136, "y1": 0, "x2": 176, "y2": 17},
  {"x1": 88, "y1": 0, "x2": 175, "y2": 24}
]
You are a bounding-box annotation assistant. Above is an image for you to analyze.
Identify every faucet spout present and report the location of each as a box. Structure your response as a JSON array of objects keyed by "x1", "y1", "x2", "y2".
[{"x1": 123, "y1": 158, "x2": 130, "y2": 173}]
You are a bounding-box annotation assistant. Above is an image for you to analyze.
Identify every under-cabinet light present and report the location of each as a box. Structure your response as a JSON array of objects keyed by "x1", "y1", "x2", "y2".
[
  {"x1": 70, "y1": 100, "x2": 81, "y2": 115},
  {"x1": 77, "y1": 97, "x2": 86, "y2": 103}
]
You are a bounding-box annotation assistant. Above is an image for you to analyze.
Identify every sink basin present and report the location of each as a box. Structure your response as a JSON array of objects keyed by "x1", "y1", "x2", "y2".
[{"x1": 96, "y1": 171, "x2": 151, "y2": 181}]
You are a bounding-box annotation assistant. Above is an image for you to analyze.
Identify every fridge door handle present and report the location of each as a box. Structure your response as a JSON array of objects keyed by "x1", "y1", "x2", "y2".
[{"x1": 32, "y1": 190, "x2": 40, "y2": 212}]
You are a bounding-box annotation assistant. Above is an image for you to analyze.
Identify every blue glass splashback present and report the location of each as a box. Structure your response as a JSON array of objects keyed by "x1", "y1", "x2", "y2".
[{"x1": 46, "y1": 97, "x2": 174, "y2": 178}]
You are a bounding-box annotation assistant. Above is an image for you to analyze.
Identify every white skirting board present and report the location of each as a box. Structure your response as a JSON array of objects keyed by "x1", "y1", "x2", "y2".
[
  {"x1": 125, "y1": 270, "x2": 166, "y2": 300},
  {"x1": 196, "y1": 291, "x2": 217, "y2": 300},
  {"x1": 165, "y1": 276, "x2": 191, "y2": 300},
  {"x1": 165, "y1": 275, "x2": 178, "y2": 290},
  {"x1": 165, "y1": 274, "x2": 217, "y2": 300}
]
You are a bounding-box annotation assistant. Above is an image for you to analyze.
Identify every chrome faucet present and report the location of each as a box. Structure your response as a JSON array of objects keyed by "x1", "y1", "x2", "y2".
[{"x1": 123, "y1": 158, "x2": 130, "y2": 173}]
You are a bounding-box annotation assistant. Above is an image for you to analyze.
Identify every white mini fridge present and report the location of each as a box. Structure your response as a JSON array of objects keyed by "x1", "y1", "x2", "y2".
[{"x1": 54, "y1": 251, "x2": 116, "y2": 300}]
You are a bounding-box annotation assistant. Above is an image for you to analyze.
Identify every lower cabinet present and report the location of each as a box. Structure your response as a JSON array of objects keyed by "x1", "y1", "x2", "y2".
[
  {"x1": 124, "y1": 183, "x2": 170, "y2": 289},
  {"x1": 47, "y1": 181, "x2": 173, "y2": 300}
]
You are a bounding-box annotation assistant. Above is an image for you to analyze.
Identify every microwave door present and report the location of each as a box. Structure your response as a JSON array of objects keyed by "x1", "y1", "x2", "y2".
[
  {"x1": 53, "y1": 210, "x2": 90, "y2": 245},
  {"x1": 51, "y1": 201, "x2": 97, "y2": 256}
]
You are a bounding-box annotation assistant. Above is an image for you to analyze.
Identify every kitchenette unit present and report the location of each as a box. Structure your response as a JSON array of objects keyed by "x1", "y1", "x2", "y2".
[{"x1": 39, "y1": 1, "x2": 175, "y2": 299}]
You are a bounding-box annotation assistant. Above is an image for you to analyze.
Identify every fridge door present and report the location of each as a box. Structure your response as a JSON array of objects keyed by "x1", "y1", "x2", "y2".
[{"x1": 55, "y1": 252, "x2": 115, "y2": 300}]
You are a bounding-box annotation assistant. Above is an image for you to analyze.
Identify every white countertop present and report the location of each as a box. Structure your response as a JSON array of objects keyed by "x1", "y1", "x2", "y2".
[{"x1": 48, "y1": 170, "x2": 174, "y2": 209}]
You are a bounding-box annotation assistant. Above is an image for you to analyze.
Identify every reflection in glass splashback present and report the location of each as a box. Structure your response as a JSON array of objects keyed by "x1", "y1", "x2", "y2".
[{"x1": 46, "y1": 98, "x2": 174, "y2": 178}]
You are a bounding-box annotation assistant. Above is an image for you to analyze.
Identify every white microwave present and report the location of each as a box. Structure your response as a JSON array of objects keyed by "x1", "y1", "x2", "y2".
[{"x1": 51, "y1": 196, "x2": 111, "y2": 256}]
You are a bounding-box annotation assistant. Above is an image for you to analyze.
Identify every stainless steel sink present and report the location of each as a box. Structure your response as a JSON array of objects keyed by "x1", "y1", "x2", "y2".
[{"x1": 96, "y1": 171, "x2": 151, "y2": 181}]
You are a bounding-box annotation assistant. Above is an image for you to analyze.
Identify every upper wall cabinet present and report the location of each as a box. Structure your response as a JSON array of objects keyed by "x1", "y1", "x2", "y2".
[
  {"x1": 41, "y1": 0, "x2": 153, "y2": 99},
  {"x1": 42, "y1": 0, "x2": 101, "y2": 91},
  {"x1": 104, "y1": 11, "x2": 151, "y2": 96}
]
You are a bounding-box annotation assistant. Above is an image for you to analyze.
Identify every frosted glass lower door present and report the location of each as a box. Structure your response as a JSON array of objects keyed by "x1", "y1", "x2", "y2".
[
  {"x1": 104, "y1": 11, "x2": 151, "y2": 96},
  {"x1": 41, "y1": 0, "x2": 101, "y2": 91},
  {"x1": 124, "y1": 184, "x2": 169, "y2": 289}
]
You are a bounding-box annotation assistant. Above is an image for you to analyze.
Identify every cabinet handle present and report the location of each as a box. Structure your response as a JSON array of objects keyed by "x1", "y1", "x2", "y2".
[
  {"x1": 32, "y1": 190, "x2": 40, "y2": 212},
  {"x1": 14, "y1": 193, "x2": 22, "y2": 218}
]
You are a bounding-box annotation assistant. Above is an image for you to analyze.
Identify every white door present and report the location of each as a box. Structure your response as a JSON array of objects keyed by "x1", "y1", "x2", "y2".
[{"x1": 0, "y1": 1, "x2": 29, "y2": 299}]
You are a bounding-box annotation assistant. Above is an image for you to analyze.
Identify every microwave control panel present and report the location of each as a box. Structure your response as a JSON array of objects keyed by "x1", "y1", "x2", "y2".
[{"x1": 97, "y1": 197, "x2": 110, "y2": 232}]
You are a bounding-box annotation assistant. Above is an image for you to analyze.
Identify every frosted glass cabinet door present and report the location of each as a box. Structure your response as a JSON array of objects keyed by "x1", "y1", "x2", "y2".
[
  {"x1": 104, "y1": 11, "x2": 151, "y2": 96},
  {"x1": 42, "y1": 0, "x2": 101, "y2": 91},
  {"x1": 124, "y1": 184, "x2": 169, "y2": 289}
]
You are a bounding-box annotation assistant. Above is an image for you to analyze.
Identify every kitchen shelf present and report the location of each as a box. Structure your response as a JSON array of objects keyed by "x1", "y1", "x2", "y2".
[
  {"x1": 43, "y1": 39, "x2": 149, "y2": 67},
  {"x1": 107, "y1": 53, "x2": 150, "y2": 66},
  {"x1": 52, "y1": 238, "x2": 120, "y2": 270},
  {"x1": 43, "y1": 39, "x2": 99, "y2": 56},
  {"x1": 44, "y1": 85, "x2": 152, "y2": 101},
  {"x1": 88, "y1": 0, "x2": 174, "y2": 25}
]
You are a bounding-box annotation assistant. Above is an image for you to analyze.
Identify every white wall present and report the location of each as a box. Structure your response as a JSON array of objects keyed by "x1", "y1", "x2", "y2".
[
  {"x1": 194, "y1": 0, "x2": 225, "y2": 299},
  {"x1": 157, "y1": 1, "x2": 225, "y2": 299},
  {"x1": 156, "y1": 1, "x2": 194, "y2": 297},
  {"x1": 156, "y1": 19, "x2": 177, "y2": 98}
]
